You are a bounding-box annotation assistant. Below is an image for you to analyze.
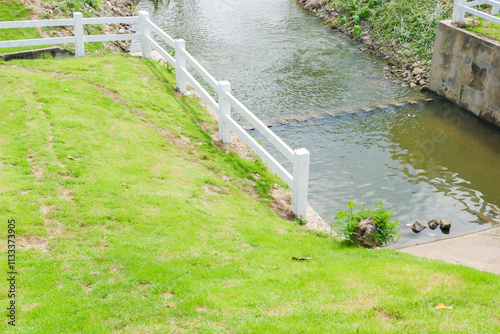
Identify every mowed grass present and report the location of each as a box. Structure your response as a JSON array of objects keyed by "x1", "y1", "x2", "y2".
[
  {"x1": 0, "y1": 55, "x2": 499, "y2": 333},
  {"x1": 0, "y1": 0, "x2": 49, "y2": 54}
]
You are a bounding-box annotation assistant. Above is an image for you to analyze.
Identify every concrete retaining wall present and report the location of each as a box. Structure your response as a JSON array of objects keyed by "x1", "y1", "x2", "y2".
[
  {"x1": 1, "y1": 47, "x2": 73, "y2": 61},
  {"x1": 429, "y1": 20, "x2": 500, "y2": 128}
]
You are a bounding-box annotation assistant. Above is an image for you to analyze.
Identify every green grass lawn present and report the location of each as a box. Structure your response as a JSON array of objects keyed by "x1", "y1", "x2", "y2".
[
  {"x1": 1, "y1": 55, "x2": 499, "y2": 333},
  {"x1": 0, "y1": 0, "x2": 51, "y2": 54}
]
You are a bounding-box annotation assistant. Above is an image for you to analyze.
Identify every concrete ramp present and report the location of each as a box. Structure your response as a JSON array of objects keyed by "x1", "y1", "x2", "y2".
[{"x1": 400, "y1": 227, "x2": 500, "y2": 275}]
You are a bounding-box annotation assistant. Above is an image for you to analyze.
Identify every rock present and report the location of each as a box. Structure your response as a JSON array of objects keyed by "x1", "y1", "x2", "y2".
[
  {"x1": 440, "y1": 217, "x2": 452, "y2": 230},
  {"x1": 352, "y1": 218, "x2": 379, "y2": 248},
  {"x1": 56, "y1": 31, "x2": 64, "y2": 37},
  {"x1": 428, "y1": 219, "x2": 439, "y2": 229},
  {"x1": 411, "y1": 221, "x2": 426, "y2": 233},
  {"x1": 305, "y1": 0, "x2": 322, "y2": 10},
  {"x1": 118, "y1": 28, "x2": 125, "y2": 34},
  {"x1": 412, "y1": 67, "x2": 423, "y2": 76},
  {"x1": 410, "y1": 82, "x2": 418, "y2": 88}
]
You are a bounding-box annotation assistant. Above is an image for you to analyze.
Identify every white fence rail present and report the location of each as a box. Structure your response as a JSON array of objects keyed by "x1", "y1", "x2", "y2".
[
  {"x1": 0, "y1": 11, "x2": 310, "y2": 217},
  {"x1": 452, "y1": 0, "x2": 500, "y2": 24}
]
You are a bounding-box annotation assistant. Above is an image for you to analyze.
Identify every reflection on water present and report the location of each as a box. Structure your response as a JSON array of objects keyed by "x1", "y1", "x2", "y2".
[{"x1": 138, "y1": 0, "x2": 500, "y2": 248}]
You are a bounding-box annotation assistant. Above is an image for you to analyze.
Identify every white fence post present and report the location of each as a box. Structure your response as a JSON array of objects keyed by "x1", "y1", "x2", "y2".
[
  {"x1": 139, "y1": 11, "x2": 151, "y2": 59},
  {"x1": 73, "y1": 12, "x2": 84, "y2": 57},
  {"x1": 493, "y1": 3, "x2": 500, "y2": 15},
  {"x1": 218, "y1": 81, "x2": 232, "y2": 143},
  {"x1": 292, "y1": 148, "x2": 310, "y2": 218},
  {"x1": 452, "y1": 0, "x2": 466, "y2": 23},
  {"x1": 1, "y1": 14, "x2": 310, "y2": 218},
  {"x1": 175, "y1": 39, "x2": 187, "y2": 93}
]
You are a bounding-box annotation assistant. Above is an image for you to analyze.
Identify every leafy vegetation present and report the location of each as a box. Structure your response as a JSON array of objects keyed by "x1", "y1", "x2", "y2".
[
  {"x1": 327, "y1": 0, "x2": 455, "y2": 63},
  {"x1": 333, "y1": 200, "x2": 399, "y2": 247},
  {"x1": 295, "y1": 215, "x2": 308, "y2": 225},
  {"x1": 1, "y1": 55, "x2": 499, "y2": 332}
]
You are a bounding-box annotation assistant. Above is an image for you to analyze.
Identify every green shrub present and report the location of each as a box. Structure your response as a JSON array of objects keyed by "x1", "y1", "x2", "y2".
[
  {"x1": 333, "y1": 200, "x2": 399, "y2": 247},
  {"x1": 357, "y1": 6, "x2": 372, "y2": 19},
  {"x1": 352, "y1": 24, "x2": 362, "y2": 36}
]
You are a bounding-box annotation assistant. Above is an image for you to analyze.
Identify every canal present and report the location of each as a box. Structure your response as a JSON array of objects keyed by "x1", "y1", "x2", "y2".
[{"x1": 137, "y1": 0, "x2": 500, "y2": 248}]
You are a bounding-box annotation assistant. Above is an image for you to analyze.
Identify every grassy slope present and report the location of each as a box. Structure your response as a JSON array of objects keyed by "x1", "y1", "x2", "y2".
[
  {"x1": 0, "y1": 55, "x2": 499, "y2": 333},
  {"x1": 0, "y1": 0, "x2": 49, "y2": 54}
]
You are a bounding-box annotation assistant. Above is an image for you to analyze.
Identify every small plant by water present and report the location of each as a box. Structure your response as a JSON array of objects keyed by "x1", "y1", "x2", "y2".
[
  {"x1": 295, "y1": 215, "x2": 307, "y2": 226},
  {"x1": 333, "y1": 200, "x2": 399, "y2": 248}
]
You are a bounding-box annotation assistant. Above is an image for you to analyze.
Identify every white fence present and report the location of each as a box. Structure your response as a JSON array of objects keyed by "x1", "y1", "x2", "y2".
[
  {"x1": 0, "y1": 11, "x2": 310, "y2": 217},
  {"x1": 452, "y1": 0, "x2": 500, "y2": 24}
]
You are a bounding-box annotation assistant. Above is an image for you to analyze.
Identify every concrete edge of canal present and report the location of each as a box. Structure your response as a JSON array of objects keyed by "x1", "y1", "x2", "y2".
[
  {"x1": 429, "y1": 20, "x2": 500, "y2": 129},
  {"x1": 399, "y1": 226, "x2": 500, "y2": 275}
]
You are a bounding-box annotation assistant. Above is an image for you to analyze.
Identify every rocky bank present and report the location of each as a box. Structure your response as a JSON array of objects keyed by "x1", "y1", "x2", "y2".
[{"x1": 298, "y1": 0, "x2": 431, "y2": 89}]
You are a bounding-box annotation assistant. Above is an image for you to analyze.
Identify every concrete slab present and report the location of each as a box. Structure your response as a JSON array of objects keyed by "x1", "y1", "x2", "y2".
[
  {"x1": 1, "y1": 46, "x2": 73, "y2": 61},
  {"x1": 399, "y1": 227, "x2": 500, "y2": 275}
]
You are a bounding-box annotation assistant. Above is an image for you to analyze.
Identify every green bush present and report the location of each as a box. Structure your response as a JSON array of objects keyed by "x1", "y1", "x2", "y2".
[
  {"x1": 333, "y1": 200, "x2": 399, "y2": 247},
  {"x1": 352, "y1": 24, "x2": 361, "y2": 36},
  {"x1": 357, "y1": 6, "x2": 372, "y2": 19}
]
